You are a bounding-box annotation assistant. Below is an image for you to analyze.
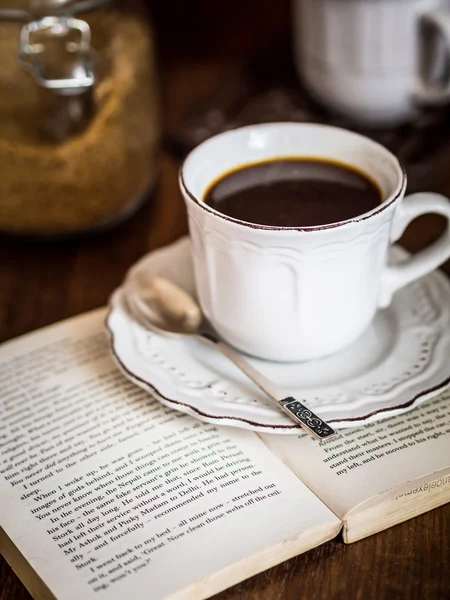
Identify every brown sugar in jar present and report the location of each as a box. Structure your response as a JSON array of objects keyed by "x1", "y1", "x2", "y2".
[{"x1": 0, "y1": 11, "x2": 160, "y2": 236}]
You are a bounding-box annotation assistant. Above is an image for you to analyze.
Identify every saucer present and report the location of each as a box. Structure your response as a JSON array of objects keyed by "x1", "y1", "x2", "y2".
[{"x1": 106, "y1": 236, "x2": 450, "y2": 433}]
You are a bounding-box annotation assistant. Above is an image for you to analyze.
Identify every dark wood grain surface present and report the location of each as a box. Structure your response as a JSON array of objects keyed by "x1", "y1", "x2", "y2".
[{"x1": 1, "y1": 2, "x2": 450, "y2": 598}]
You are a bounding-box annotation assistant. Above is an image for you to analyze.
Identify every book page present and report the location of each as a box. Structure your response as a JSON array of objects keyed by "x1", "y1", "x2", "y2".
[
  {"x1": 0, "y1": 309, "x2": 340, "y2": 600},
  {"x1": 262, "y1": 391, "x2": 450, "y2": 519}
]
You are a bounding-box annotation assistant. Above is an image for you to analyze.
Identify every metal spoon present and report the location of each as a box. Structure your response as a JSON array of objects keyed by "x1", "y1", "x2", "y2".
[{"x1": 124, "y1": 276, "x2": 338, "y2": 442}]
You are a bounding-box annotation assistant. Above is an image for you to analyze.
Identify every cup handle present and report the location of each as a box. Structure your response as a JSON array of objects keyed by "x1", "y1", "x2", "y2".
[
  {"x1": 416, "y1": 8, "x2": 450, "y2": 105},
  {"x1": 379, "y1": 193, "x2": 450, "y2": 308}
]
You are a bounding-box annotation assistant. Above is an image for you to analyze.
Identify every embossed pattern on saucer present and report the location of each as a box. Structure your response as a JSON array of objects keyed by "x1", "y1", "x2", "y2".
[{"x1": 106, "y1": 237, "x2": 450, "y2": 433}]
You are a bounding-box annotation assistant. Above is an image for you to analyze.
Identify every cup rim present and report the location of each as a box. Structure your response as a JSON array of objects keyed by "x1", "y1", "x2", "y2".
[{"x1": 179, "y1": 122, "x2": 407, "y2": 232}]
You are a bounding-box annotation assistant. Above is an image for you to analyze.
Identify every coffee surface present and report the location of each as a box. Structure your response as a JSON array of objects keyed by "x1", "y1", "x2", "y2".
[{"x1": 204, "y1": 159, "x2": 382, "y2": 227}]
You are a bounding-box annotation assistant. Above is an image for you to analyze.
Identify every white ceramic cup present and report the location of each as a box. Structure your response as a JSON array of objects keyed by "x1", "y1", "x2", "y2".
[
  {"x1": 180, "y1": 123, "x2": 450, "y2": 361},
  {"x1": 293, "y1": 0, "x2": 450, "y2": 126}
]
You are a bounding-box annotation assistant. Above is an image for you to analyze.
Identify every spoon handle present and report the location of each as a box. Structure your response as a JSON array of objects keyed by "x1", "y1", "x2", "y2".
[{"x1": 215, "y1": 341, "x2": 338, "y2": 442}]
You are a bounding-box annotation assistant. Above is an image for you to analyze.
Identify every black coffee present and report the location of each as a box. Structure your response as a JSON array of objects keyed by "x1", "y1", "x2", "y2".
[{"x1": 204, "y1": 159, "x2": 382, "y2": 227}]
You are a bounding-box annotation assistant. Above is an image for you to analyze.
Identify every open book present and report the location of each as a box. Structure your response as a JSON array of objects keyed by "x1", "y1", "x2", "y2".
[{"x1": 1, "y1": 310, "x2": 449, "y2": 600}]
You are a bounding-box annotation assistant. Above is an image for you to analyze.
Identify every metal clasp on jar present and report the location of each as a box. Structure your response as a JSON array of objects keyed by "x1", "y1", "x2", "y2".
[
  {"x1": 0, "y1": 0, "x2": 111, "y2": 95},
  {"x1": 18, "y1": 15, "x2": 96, "y2": 95}
]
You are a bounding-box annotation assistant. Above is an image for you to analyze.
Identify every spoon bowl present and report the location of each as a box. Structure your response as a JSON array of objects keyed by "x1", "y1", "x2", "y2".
[{"x1": 127, "y1": 276, "x2": 202, "y2": 335}]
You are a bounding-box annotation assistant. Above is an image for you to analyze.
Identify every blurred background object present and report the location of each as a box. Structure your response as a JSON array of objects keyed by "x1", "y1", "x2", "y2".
[
  {"x1": 293, "y1": 0, "x2": 450, "y2": 127},
  {"x1": 0, "y1": 0, "x2": 160, "y2": 237}
]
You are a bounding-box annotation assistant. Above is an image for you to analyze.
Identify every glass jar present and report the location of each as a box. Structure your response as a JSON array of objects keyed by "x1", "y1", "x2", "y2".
[{"x1": 0, "y1": 0, "x2": 160, "y2": 236}]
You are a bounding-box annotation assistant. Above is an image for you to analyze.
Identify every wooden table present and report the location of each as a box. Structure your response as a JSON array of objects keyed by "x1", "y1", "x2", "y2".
[{"x1": 1, "y1": 2, "x2": 449, "y2": 597}]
